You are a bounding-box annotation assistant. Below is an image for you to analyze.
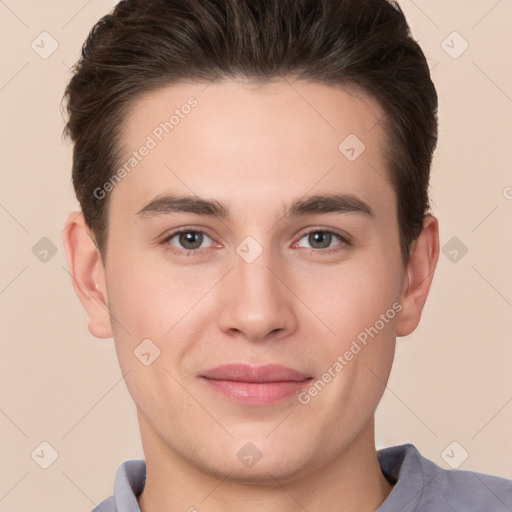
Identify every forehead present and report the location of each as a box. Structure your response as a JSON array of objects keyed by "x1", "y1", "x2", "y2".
[{"x1": 111, "y1": 78, "x2": 393, "y2": 220}]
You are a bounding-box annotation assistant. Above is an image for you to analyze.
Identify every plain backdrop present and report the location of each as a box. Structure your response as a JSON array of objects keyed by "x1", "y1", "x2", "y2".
[{"x1": 1, "y1": 0, "x2": 511, "y2": 510}]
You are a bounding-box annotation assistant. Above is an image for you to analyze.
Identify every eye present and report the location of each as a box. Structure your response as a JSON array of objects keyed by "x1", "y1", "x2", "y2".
[
  {"x1": 296, "y1": 230, "x2": 347, "y2": 250},
  {"x1": 166, "y1": 230, "x2": 213, "y2": 251}
]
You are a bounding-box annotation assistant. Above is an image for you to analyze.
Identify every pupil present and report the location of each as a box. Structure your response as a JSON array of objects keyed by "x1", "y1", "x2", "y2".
[
  {"x1": 309, "y1": 232, "x2": 331, "y2": 249},
  {"x1": 180, "y1": 232, "x2": 203, "y2": 249}
]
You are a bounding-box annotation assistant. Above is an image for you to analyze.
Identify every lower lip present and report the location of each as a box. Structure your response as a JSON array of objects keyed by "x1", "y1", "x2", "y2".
[{"x1": 201, "y1": 378, "x2": 312, "y2": 405}]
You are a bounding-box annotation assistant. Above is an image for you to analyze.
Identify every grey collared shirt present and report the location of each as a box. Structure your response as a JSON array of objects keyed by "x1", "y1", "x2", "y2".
[{"x1": 92, "y1": 444, "x2": 512, "y2": 511}]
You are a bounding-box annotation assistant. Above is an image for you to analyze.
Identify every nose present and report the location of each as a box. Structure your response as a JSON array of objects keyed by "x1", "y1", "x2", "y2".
[{"x1": 217, "y1": 249, "x2": 298, "y2": 342}]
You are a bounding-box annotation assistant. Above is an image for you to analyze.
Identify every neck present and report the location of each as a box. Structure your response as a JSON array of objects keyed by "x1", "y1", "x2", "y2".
[{"x1": 137, "y1": 414, "x2": 392, "y2": 512}]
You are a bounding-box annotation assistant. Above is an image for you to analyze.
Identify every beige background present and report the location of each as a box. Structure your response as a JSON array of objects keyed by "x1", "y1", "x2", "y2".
[{"x1": 1, "y1": 0, "x2": 511, "y2": 510}]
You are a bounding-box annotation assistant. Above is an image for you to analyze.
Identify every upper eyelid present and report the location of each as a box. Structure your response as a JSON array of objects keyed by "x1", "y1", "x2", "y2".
[
  {"x1": 163, "y1": 226, "x2": 215, "y2": 240},
  {"x1": 295, "y1": 227, "x2": 351, "y2": 243}
]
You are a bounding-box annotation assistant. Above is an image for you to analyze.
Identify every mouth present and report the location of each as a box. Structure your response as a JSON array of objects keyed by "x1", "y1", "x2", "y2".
[{"x1": 199, "y1": 364, "x2": 314, "y2": 405}]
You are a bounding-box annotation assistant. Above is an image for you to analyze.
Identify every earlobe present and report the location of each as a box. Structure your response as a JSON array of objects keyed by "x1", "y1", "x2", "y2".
[
  {"x1": 396, "y1": 215, "x2": 440, "y2": 337},
  {"x1": 62, "y1": 211, "x2": 113, "y2": 339}
]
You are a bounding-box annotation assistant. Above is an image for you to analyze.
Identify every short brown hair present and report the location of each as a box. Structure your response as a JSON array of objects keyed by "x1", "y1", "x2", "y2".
[{"x1": 63, "y1": 0, "x2": 438, "y2": 263}]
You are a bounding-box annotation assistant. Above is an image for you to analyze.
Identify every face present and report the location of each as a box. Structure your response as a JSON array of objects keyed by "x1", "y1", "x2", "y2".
[{"x1": 92, "y1": 79, "x2": 409, "y2": 482}]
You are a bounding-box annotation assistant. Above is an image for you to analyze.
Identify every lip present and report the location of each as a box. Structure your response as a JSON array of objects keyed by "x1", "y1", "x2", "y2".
[
  {"x1": 201, "y1": 363, "x2": 310, "y2": 382},
  {"x1": 200, "y1": 364, "x2": 313, "y2": 405}
]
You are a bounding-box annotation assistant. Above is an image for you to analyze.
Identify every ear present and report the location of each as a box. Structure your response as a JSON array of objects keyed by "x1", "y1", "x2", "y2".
[
  {"x1": 396, "y1": 215, "x2": 440, "y2": 337},
  {"x1": 62, "y1": 211, "x2": 113, "y2": 339}
]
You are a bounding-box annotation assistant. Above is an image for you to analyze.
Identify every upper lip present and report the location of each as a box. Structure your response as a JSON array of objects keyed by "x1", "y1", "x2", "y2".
[{"x1": 200, "y1": 364, "x2": 311, "y2": 383}]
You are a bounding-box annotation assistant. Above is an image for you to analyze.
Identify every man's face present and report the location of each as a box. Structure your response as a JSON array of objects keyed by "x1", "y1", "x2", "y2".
[{"x1": 103, "y1": 79, "x2": 406, "y2": 481}]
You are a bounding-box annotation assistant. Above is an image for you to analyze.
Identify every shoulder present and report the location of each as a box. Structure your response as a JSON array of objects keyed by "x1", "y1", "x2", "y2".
[
  {"x1": 439, "y1": 464, "x2": 512, "y2": 510},
  {"x1": 378, "y1": 444, "x2": 512, "y2": 511},
  {"x1": 91, "y1": 459, "x2": 146, "y2": 512},
  {"x1": 92, "y1": 496, "x2": 115, "y2": 512}
]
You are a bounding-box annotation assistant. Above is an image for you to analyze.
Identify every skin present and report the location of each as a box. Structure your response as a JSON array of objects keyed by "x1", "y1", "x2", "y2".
[{"x1": 63, "y1": 79, "x2": 439, "y2": 512}]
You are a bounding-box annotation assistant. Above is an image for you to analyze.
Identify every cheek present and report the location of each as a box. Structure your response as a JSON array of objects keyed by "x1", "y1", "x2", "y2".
[
  {"x1": 106, "y1": 250, "x2": 204, "y2": 331},
  {"x1": 290, "y1": 252, "x2": 402, "y2": 409},
  {"x1": 104, "y1": 253, "x2": 223, "y2": 373},
  {"x1": 104, "y1": 259, "x2": 202, "y2": 420},
  {"x1": 295, "y1": 255, "x2": 403, "y2": 340}
]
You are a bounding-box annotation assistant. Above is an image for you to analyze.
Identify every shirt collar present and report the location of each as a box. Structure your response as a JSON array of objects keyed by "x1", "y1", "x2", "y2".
[{"x1": 100, "y1": 444, "x2": 427, "y2": 512}]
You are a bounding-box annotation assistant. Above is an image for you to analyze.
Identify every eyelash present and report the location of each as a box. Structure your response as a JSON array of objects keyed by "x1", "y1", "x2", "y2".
[{"x1": 161, "y1": 228, "x2": 351, "y2": 257}]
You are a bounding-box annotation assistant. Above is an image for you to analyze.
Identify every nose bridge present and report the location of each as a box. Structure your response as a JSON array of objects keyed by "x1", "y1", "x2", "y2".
[
  {"x1": 218, "y1": 241, "x2": 297, "y2": 340},
  {"x1": 235, "y1": 250, "x2": 278, "y2": 304}
]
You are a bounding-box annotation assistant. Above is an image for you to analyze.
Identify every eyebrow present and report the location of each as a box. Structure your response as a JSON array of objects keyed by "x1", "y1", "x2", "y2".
[
  {"x1": 288, "y1": 193, "x2": 373, "y2": 217},
  {"x1": 136, "y1": 193, "x2": 374, "y2": 219}
]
